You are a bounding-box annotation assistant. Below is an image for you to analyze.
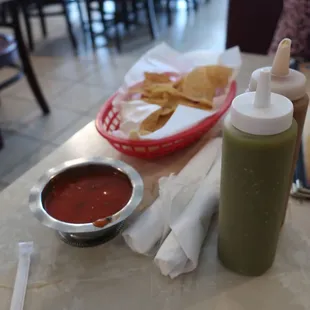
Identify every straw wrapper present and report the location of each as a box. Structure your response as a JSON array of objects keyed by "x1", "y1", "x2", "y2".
[
  {"x1": 122, "y1": 137, "x2": 222, "y2": 254},
  {"x1": 10, "y1": 242, "x2": 34, "y2": 310},
  {"x1": 154, "y1": 155, "x2": 221, "y2": 278},
  {"x1": 112, "y1": 43, "x2": 241, "y2": 140}
]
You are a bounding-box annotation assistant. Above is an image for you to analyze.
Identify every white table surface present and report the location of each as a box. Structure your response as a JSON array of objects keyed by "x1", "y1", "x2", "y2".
[{"x1": 1, "y1": 53, "x2": 310, "y2": 310}]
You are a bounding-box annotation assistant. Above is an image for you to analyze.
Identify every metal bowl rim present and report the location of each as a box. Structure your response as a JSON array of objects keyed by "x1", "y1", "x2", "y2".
[{"x1": 29, "y1": 157, "x2": 144, "y2": 234}]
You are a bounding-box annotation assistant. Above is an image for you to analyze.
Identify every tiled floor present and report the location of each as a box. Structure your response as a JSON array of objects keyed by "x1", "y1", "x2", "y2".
[{"x1": 0, "y1": 0, "x2": 228, "y2": 189}]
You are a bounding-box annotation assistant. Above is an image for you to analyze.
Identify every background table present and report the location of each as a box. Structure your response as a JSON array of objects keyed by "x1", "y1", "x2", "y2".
[{"x1": 1, "y1": 53, "x2": 310, "y2": 310}]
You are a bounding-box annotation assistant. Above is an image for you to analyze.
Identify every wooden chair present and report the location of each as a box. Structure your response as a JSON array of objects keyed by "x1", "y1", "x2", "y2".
[
  {"x1": 0, "y1": 1, "x2": 50, "y2": 149},
  {"x1": 0, "y1": 35, "x2": 23, "y2": 91},
  {"x1": 21, "y1": 0, "x2": 85, "y2": 52},
  {"x1": 85, "y1": 0, "x2": 158, "y2": 51}
]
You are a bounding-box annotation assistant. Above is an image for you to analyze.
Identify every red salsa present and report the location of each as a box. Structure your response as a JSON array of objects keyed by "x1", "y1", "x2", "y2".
[{"x1": 43, "y1": 165, "x2": 132, "y2": 224}]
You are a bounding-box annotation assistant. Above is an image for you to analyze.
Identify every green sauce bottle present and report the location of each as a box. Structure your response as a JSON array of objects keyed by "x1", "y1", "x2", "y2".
[{"x1": 218, "y1": 69, "x2": 297, "y2": 276}]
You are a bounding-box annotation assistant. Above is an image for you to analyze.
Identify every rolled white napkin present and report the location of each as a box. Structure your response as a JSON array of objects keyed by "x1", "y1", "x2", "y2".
[
  {"x1": 122, "y1": 137, "x2": 222, "y2": 255},
  {"x1": 154, "y1": 155, "x2": 221, "y2": 278}
]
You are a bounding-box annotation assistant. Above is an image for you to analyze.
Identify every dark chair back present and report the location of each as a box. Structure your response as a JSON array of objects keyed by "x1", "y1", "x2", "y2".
[{"x1": 226, "y1": 0, "x2": 283, "y2": 54}]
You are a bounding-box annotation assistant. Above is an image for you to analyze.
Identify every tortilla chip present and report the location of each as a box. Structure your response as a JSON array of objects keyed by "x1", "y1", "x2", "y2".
[
  {"x1": 129, "y1": 130, "x2": 140, "y2": 140},
  {"x1": 175, "y1": 98, "x2": 213, "y2": 111},
  {"x1": 173, "y1": 77, "x2": 184, "y2": 90},
  {"x1": 144, "y1": 84, "x2": 179, "y2": 96},
  {"x1": 144, "y1": 72, "x2": 172, "y2": 84},
  {"x1": 156, "y1": 113, "x2": 173, "y2": 130},
  {"x1": 140, "y1": 108, "x2": 174, "y2": 134},
  {"x1": 126, "y1": 65, "x2": 233, "y2": 134},
  {"x1": 161, "y1": 106, "x2": 176, "y2": 115},
  {"x1": 181, "y1": 66, "x2": 215, "y2": 104},
  {"x1": 204, "y1": 65, "x2": 233, "y2": 89}
]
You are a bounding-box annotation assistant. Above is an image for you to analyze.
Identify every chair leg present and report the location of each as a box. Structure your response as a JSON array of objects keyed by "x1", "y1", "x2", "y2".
[
  {"x1": 85, "y1": 0, "x2": 96, "y2": 49},
  {"x1": 166, "y1": 0, "x2": 172, "y2": 26},
  {"x1": 99, "y1": 0, "x2": 121, "y2": 50},
  {"x1": 0, "y1": 128, "x2": 3, "y2": 150},
  {"x1": 10, "y1": 2, "x2": 50, "y2": 115},
  {"x1": 145, "y1": 0, "x2": 158, "y2": 39},
  {"x1": 62, "y1": 0, "x2": 78, "y2": 51},
  {"x1": 76, "y1": 0, "x2": 87, "y2": 45},
  {"x1": 1, "y1": 3, "x2": 7, "y2": 24},
  {"x1": 114, "y1": 19, "x2": 122, "y2": 52},
  {"x1": 21, "y1": 5, "x2": 35, "y2": 51},
  {"x1": 152, "y1": 0, "x2": 158, "y2": 12},
  {"x1": 101, "y1": 0, "x2": 113, "y2": 36},
  {"x1": 37, "y1": 3, "x2": 48, "y2": 38},
  {"x1": 76, "y1": 0, "x2": 86, "y2": 30},
  {"x1": 132, "y1": 0, "x2": 139, "y2": 24},
  {"x1": 121, "y1": 1, "x2": 130, "y2": 31},
  {"x1": 99, "y1": 0, "x2": 107, "y2": 32}
]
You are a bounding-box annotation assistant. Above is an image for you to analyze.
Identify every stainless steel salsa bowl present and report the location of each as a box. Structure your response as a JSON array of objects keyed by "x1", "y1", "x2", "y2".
[{"x1": 29, "y1": 157, "x2": 144, "y2": 246}]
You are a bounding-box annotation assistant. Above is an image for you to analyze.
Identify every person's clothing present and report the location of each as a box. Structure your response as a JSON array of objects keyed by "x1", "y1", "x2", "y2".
[{"x1": 270, "y1": 0, "x2": 310, "y2": 59}]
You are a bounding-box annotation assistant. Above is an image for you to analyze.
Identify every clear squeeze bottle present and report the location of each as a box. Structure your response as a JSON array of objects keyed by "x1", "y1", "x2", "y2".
[
  {"x1": 248, "y1": 38, "x2": 308, "y2": 224},
  {"x1": 218, "y1": 69, "x2": 297, "y2": 276}
]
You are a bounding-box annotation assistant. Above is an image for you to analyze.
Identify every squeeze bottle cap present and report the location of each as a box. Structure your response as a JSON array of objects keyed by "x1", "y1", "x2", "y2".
[
  {"x1": 248, "y1": 38, "x2": 306, "y2": 101},
  {"x1": 231, "y1": 69, "x2": 294, "y2": 135}
]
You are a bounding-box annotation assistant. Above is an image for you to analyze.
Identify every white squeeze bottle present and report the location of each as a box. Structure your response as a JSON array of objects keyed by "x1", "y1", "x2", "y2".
[{"x1": 248, "y1": 38, "x2": 308, "y2": 224}]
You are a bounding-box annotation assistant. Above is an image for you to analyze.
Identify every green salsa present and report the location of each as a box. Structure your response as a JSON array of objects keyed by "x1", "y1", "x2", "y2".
[{"x1": 218, "y1": 118, "x2": 297, "y2": 276}]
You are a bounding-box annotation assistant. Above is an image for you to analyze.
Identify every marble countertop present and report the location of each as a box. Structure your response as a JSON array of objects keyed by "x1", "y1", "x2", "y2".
[{"x1": 1, "y1": 53, "x2": 310, "y2": 310}]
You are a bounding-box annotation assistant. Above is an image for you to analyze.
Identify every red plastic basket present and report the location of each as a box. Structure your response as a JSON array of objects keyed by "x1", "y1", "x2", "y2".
[{"x1": 96, "y1": 81, "x2": 237, "y2": 158}]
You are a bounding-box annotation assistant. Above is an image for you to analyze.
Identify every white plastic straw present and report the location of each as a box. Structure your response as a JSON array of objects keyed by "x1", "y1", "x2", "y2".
[{"x1": 10, "y1": 242, "x2": 34, "y2": 310}]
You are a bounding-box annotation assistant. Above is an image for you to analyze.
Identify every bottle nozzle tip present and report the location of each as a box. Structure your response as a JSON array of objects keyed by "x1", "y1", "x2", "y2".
[
  {"x1": 271, "y1": 38, "x2": 291, "y2": 77},
  {"x1": 254, "y1": 69, "x2": 271, "y2": 108},
  {"x1": 280, "y1": 38, "x2": 291, "y2": 48}
]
